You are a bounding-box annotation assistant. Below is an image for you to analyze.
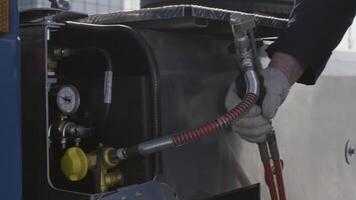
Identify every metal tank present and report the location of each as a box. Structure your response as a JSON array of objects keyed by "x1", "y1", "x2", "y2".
[
  {"x1": 19, "y1": 3, "x2": 356, "y2": 200},
  {"x1": 20, "y1": 5, "x2": 286, "y2": 200}
]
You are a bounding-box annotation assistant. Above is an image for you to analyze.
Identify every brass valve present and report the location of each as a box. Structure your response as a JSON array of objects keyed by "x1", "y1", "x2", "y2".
[
  {"x1": 56, "y1": 120, "x2": 91, "y2": 148},
  {"x1": 60, "y1": 145, "x2": 123, "y2": 192},
  {"x1": 95, "y1": 146, "x2": 124, "y2": 192}
]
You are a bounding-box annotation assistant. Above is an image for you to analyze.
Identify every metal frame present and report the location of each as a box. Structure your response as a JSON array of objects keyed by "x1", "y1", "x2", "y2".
[
  {"x1": 80, "y1": 5, "x2": 287, "y2": 30},
  {"x1": 0, "y1": 0, "x2": 22, "y2": 199}
]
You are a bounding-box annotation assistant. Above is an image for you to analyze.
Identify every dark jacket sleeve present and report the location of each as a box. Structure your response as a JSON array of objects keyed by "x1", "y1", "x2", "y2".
[{"x1": 266, "y1": 0, "x2": 355, "y2": 85}]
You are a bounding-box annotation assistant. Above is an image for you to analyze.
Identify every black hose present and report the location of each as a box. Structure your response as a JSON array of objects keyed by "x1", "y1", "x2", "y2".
[{"x1": 140, "y1": 44, "x2": 162, "y2": 175}]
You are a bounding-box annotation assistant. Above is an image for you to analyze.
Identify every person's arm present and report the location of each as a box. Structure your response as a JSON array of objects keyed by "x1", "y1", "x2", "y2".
[
  {"x1": 226, "y1": 0, "x2": 355, "y2": 143},
  {"x1": 267, "y1": 0, "x2": 355, "y2": 85}
]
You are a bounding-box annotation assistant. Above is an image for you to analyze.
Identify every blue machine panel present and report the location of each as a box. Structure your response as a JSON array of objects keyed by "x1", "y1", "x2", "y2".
[{"x1": 0, "y1": 0, "x2": 21, "y2": 199}]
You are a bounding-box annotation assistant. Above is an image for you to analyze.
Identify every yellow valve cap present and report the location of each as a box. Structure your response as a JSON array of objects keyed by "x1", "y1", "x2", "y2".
[{"x1": 60, "y1": 147, "x2": 88, "y2": 181}]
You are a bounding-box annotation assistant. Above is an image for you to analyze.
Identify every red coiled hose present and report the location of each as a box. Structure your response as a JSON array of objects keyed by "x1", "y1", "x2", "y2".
[{"x1": 172, "y1": 93, "x2": 257, "y2": 146}]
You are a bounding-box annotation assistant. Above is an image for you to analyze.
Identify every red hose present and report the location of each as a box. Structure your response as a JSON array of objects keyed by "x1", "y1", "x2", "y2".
[
  {"x1": 274, "y1": 160, "x2": 286, "y2": 200},
  {"x1": 172, "y1": 93, "x2": 257, "y2": 146},
  {"x1": 171, "y1": 91, "x2": 286, "y2": 200},
  {"x1": 263, "y1": 162, "x2": 278, "y2": 200}
]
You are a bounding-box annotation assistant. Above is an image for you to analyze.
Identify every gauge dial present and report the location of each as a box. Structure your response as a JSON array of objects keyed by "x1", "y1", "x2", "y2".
[{"x1": 56, "y1": 85, "x2": 80, "y2": 115}]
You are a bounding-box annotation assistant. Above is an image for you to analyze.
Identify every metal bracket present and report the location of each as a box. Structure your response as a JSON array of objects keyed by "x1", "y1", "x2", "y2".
[
  {"x1": 230, "y1": 13, "x2": 256, "y2": 36},
  {"x1": 49, "y1": 0, "x2": 70, "y2": 10}
]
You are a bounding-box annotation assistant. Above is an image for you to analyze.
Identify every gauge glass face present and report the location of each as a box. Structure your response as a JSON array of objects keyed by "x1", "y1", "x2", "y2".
[{"x1": 56, "y1": 85, "x2": 80, "y2": 114}]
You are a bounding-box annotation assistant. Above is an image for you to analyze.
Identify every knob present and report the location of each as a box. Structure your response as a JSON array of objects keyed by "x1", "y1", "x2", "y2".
[
  {"x1": 345, "y1": 139, "x2": 355, "y2": 165},
  {"x1": 61, "y1": 147, "x2": 88, "y2": 181}
]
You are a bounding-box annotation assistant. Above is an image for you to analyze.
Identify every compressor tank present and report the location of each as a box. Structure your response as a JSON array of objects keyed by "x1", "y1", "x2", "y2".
[{"x1": 20, "y1": 6, "x2": 286, "y2": 200}]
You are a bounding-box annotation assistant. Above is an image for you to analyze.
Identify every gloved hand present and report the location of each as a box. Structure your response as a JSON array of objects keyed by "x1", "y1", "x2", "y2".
[
  {"x1": 225, "y1": 67, "x2": 291, "y2": 143},
  {"x1": 226, "y1": 52, "x2": 305, "y2": 143}
]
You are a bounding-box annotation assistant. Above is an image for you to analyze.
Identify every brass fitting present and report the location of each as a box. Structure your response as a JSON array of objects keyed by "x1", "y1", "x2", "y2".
[
  {"x1": 103, "y1": 147, "x2": 119, "y2": 168},
  {"x1": 100, "y1": 169, "x2": 124, "y2": 192},
  {"x1": 60, "y1": 146, "x2": 123, "y2": 192},
  {"x1": 99, "y1": 147, "x2": 122, "y2": 192}
]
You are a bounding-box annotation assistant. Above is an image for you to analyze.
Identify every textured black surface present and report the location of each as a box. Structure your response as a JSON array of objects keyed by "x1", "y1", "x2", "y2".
[
  {"x1": 20, "y1": 8, "x2": 88, "y2": 23},
  {"x1": 201, "y1": 184, "x2": 260, "y2": 200},
  {"x1": 80, "y1": 5, "x2": 287, "y2": 33},
  {"x1": 141, "y1": 0, "x2": 293, "y2": 17}
]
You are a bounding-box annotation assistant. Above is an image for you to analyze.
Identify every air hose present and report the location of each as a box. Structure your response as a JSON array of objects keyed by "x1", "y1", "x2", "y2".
[
  {"x1": 172, "y1": 93, "x2": 257, "y2": 146},
  {"x1": 268, "y1": 132, "x2": 286, "y2": 200},
  {"x1": 111, "y1": 14, "x2": 287, "y2": 200},
  {"x1": 115, "y1": 76, "x2": 258, "y2": 160},
  {"x1": 115, "y1": 13, "x2": 260, "y2": 160}
]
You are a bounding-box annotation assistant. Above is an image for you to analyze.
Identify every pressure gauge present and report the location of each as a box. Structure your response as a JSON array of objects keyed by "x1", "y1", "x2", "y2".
[{"x1": 56, "y1": 85, "x2": 80, "y2": 115}]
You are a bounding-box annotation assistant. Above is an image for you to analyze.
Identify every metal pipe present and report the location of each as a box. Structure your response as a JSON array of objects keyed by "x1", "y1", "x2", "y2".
[
  {"x1": 138, "y1": 136, "x2": 175, "y2": 155},
  {"x1": 116, "y1": 136, "x2": 174, "y2": 160},
  {"x1": 245, "y1": 69, "x2": 259, "y2": 95},
  {"x1": 60, "y1": 122, "x2": 73, "y2": 149}
]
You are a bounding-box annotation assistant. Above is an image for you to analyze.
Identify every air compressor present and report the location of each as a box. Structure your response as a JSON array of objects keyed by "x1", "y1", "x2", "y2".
[{"x1": 20, "y1": 5, "x2": 287, "y2": 200}]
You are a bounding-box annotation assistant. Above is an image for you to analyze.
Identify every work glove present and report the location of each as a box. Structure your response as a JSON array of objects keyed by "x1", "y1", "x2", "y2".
[{"x1": 225, "y1": 67, "x2": 291, "y2": 143}]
